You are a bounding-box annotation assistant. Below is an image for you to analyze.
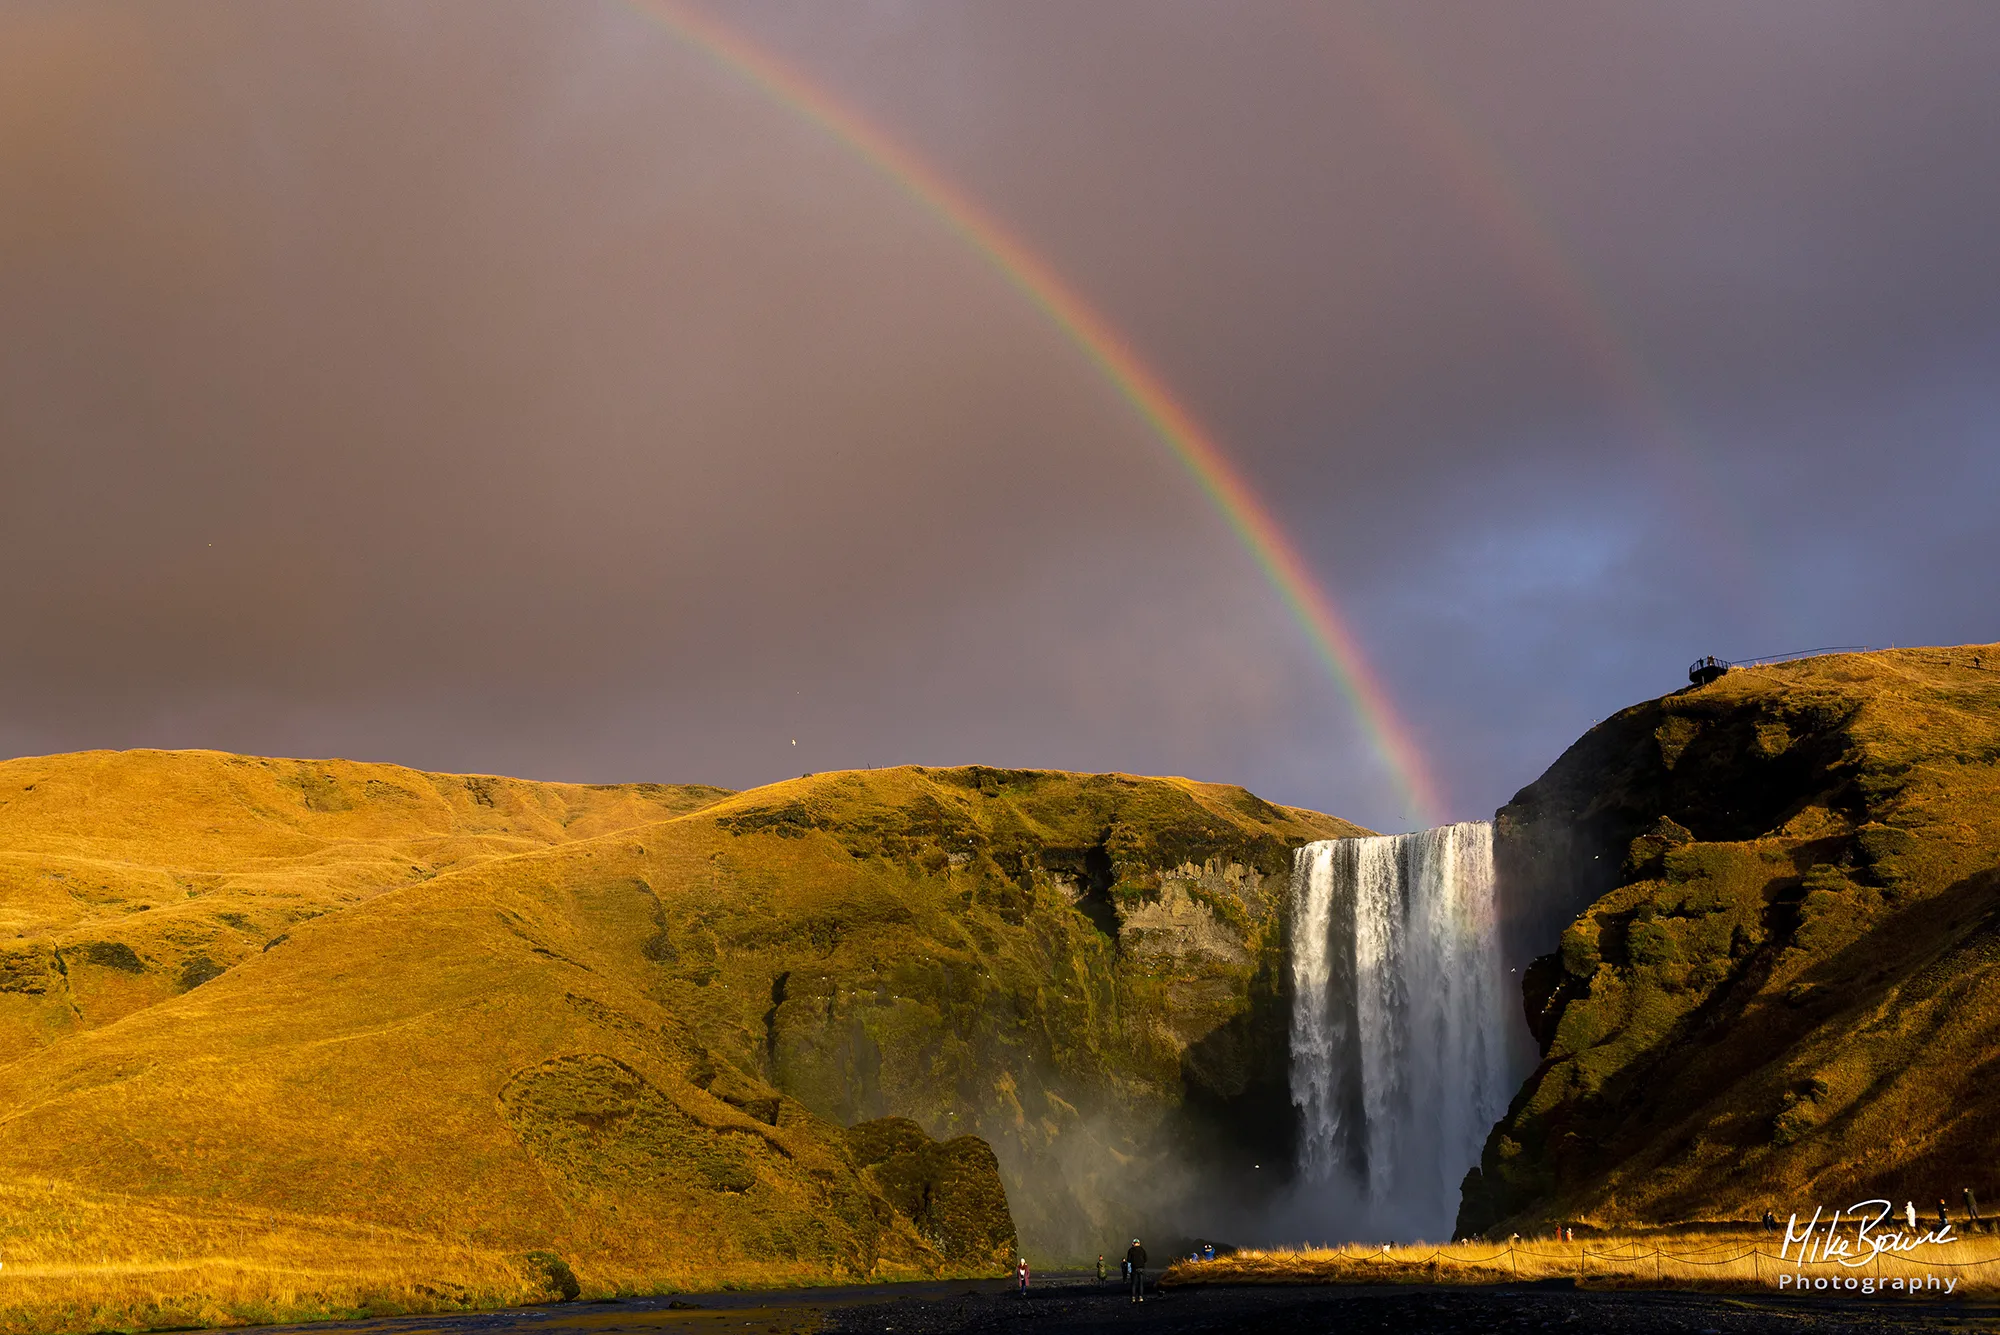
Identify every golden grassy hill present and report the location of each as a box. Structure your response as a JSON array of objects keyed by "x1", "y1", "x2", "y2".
[
  {"x1": 0, "y1": 751, "x2": 1359, "y2": 1332},
  {"x1": 0, "y1": 750, "x2": 730, "y2": 1049},
  {"x1": 1463, "y1": 644, "x2": 2000, "y2": 1235}
]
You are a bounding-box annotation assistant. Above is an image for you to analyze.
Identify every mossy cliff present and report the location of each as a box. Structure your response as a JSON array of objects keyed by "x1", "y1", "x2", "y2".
[
  {"x1": 0, "y1": 749, "x2": 1360, "y2": 1316},
  {"x1": 647, "y1": 765, "x2": 1364, "y2": 1254},
  {"x1": 1461, "y1": 645, "x2": 2000, "y2": 1234}
]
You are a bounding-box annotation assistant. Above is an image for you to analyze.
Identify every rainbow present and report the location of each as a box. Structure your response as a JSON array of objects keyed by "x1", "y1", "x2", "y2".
[
  {"x1": 620, "y1": 0, "x2": 1447, "y2": 826},
  {"x1": 1305, "y1": 8, "x2": 1757, "y2": 605}
]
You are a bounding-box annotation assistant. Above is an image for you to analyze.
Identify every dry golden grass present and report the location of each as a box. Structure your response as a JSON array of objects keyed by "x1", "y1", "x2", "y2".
[
  {"x1": 1474, "y1": 644, "x2": 2000, "y2": 1233},
  {"x1": 0, "y1": 752, "x2": 1356, "y2": 1331},
  {"x1": 1171, "y1": 1228, "x2": 2000, "y2": 1297},
  {"x1": 0, "y1": 1178, "x2": 537, "y2": 1334},
  {"x1": 0, "y1": 749, "x2": 731, "y2": 1043}
]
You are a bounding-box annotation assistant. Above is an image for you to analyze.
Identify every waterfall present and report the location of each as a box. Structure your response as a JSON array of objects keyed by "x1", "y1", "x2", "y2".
[{"x1": 1288, "y1": 822, "x2": 1511, "y2": 1239}]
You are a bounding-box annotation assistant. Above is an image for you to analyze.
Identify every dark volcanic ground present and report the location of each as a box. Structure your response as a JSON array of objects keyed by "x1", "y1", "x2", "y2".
[
  {"x1": 822, "y1": 1276, "x2": 1998, "y2": 1334},
  {"x1": 206, "y1": 1277, "x2": 2000, "y2": 1335}
]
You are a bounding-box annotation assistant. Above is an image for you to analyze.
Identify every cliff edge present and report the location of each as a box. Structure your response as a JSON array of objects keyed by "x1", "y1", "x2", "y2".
[{"x1": 1461, "y1": 644, "x2": 2000, "y2": 1234}]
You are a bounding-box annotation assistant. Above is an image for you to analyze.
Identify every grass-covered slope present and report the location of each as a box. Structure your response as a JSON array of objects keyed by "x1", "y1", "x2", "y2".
[
  {"x1": 0, "y1": 751, "x2": 1359, "y2": 1329},
  {"x1": 658, "y1": 766, "x2": 1364, "y2": 1254},
  {"x1": 1462, "y1": 645, "x2": 2000, "y2": 1234},
  {"x1": 0, "y1": 749, "x2": 730, "y2": 1051}
]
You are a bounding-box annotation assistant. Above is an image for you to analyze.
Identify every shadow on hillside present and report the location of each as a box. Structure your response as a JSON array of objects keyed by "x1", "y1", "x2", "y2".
[
  {"x1": 1157, "y1": 934, "x2": 1300, "y2": 1242},
  {"x1": 1633, "y1": 860, "x2": 2000, "y2": 1218}
]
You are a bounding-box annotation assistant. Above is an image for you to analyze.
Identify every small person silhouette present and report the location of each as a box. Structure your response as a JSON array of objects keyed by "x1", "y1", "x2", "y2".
[{"x1": 1125, "y1": 1238, "x2": 1147, "y2": 1303}]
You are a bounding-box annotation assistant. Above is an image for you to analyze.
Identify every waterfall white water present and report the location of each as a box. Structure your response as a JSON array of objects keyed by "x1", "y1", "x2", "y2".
[{"x1": 1288, "y1": 822, "x2": 1512, "y2": 1239}]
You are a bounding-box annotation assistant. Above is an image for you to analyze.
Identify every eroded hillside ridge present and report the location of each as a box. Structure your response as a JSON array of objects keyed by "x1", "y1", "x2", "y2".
[
  {"x1": 0, "y1": 749, "x2": 1360, "y2": 1308},
  {"x1": 1460, "y1": 645, "x2": 2000, "y2": 1236},
  {"x1": 0, "y1": 749, "x2": 734, "y2": 1048},
  {"x1": 671, "y1": 766, "x2": 1367, "y2": 1254}
]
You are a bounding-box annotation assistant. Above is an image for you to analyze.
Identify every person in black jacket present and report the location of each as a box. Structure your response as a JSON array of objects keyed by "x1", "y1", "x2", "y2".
[{"x1": 1125, "y1": 1239, "x2": 1147, "y2": 1303}]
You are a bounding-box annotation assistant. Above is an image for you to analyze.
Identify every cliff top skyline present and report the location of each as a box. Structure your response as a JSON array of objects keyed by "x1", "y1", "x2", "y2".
[{"x1": 4, "y1": 1, "x2": 1997, "y2": 830}]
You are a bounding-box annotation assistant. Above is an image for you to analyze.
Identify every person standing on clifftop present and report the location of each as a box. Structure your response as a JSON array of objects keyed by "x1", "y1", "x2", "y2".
[
  {"x1": 1125, "y1": 1238, "x2": 1147, "y2": 1303},
  {"x1": 1906, "y1": 1201, "x2": 1919, "y2": 1229}
]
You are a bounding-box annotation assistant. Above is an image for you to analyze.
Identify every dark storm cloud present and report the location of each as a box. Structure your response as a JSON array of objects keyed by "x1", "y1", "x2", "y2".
[{"x1": 3, "y1": 1, "x2": 1996, "y2": 829}]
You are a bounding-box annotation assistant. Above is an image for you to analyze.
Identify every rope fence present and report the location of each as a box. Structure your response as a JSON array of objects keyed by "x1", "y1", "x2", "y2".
[
  {"x1": 1319, "y1": 1244, "x2": 1998, "y2": 1268},
  {"x1": 1726, "y1": 645, "x2": 1875, "y2": 667},
  {"x1": 1175, "y1": 1236, "x2": 2000, "y2": 1293}
]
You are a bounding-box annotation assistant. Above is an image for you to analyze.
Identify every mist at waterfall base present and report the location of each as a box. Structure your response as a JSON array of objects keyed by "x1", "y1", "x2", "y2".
[
  {"x1": 1272, "y1": 823, "x2": 1527, "y2": 1243},
  {"x1": 988, "y1": 824, "x2": 1530, "y2": 1255}
]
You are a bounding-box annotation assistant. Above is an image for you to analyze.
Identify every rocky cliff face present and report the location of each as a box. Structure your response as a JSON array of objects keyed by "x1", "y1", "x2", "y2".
[
  {"x1": 675, "y1": 766, "x2": 1366, "y2": 1255},
  {"x1": 1461, "y1": 645, "x2": 2000, "y2": 1234}
]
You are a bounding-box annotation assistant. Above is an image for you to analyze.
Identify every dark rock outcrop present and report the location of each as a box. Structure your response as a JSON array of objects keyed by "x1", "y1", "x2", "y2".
[{"x1": 846, "y1": 1117, "x2": 1017, "y2": 1271}]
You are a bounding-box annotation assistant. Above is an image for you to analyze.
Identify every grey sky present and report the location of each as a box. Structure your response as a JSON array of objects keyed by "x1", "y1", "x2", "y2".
[{"x1": 3, "y1": 1, "x2": 1996, "y2": 830}]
